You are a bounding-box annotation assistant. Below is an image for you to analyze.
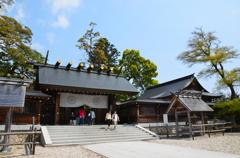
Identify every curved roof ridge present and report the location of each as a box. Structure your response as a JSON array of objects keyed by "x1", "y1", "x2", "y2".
[{"x1": 146, "y1": 73, "x2": 195, "y2": 90}]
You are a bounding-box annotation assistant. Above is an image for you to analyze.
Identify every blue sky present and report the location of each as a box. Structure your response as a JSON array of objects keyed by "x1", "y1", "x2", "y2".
[{"x1": 3, "y1": 0, "x2": 240, "y2": 95}]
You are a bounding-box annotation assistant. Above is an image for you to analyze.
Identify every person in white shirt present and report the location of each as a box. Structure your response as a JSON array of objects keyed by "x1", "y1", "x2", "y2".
[
  {"x1": 91, "y1": 109, "x2": 96, "y2": 125},
  {"x1": 112, "y1": 111, "x2": 120, "y2": 129}
]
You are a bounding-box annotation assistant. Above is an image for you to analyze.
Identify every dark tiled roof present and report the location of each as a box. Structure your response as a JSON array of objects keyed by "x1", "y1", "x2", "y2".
[
  {"x1": 140, "y1": 74, "x2": 195, "y2": 98},
  {"x1": 26, "y1": 90, "x2": 52, "y2": 98},
  {"x1": 38, "y1": 66, "x2": 139, "y2": 95},
  {"x1": 118, "y1": 98, "x2": 171, "y2": 106},
  {"x1": 166, "y1": 90, "x2": 214, "y2": 114},
  {"x1": 140, "y1": 74, "x2": 222, "y2": 99},
  {"x1": 178, "y1": 97, "x2": 214, "y2": 112}
]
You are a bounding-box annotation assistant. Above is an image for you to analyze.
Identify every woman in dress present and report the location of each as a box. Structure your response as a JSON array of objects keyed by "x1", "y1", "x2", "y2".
[{"x1": 105, "y1": 110, "x2": 112, "y2": 129}]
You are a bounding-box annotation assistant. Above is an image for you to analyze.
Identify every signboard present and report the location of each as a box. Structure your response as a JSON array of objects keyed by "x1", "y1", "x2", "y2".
[
  {"x1": 60, "y1": 93, "x2": 108, "y2": 109},
  {"x1": 163, "y1": 114, "x2": 168, "y2": 124},
  {"x1": 0, "y1": 84, "x2": 26, "y2": 107}
]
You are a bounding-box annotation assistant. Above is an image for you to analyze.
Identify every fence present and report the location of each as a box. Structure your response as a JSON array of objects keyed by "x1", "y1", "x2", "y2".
[
  {"x1": 0, "y1": 117, "x2": 41, "y2": 155},
  {"x1": 149, "y1": 122, "x2": 232, "y2": 140}
]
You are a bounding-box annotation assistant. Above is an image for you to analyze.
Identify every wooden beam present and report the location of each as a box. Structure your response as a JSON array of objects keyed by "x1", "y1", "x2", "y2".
[
  {"x1": 201, "y1": 112, "x2": 205, "y2": 135},
  {"x1": 2, "y1": 107, "x2": 13, "y2": 152},
  {"x1": 177, "y1": 110, "x2": 188, "y2": 114},
  {"x1": 175, "y1": 108, "x2": 179, "y2": 137},
  {"x1": 165, "y1": 97, "x2": 177, "y2": 114},
  {"x1": 136, "y1": 105, "x2": 140, "y2": 123},
  {"x1": 187, "y1": 111, "x2": 192, "y2": 138},
  {"x1": 55, "y1": 93, "x2": 60, "y2": 124}
]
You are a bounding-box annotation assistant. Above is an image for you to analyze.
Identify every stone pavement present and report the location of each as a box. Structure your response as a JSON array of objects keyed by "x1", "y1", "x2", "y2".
[{"x1": 83, "y1": 141, "x2": 240, "y2": 158}]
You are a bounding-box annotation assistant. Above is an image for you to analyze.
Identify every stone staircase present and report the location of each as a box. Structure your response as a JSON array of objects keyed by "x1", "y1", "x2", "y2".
[{"x1": 41, "y1": 125, "x2": 159, "y2": 146}]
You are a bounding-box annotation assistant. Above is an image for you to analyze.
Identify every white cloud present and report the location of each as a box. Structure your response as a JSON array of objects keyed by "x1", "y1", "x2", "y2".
[
  {"x1": 47, "y1": 32, "x2": 57, "y2": 44},
  {"x1": 14, "y1": 5, "x2": 25, "y2": 21},
  {"x1": 51, "y1": 15, "x2": 69, "y2": 28},
  {"x1": 31, "y1": 43, "x2": 45, "y2": 51},
  {"x1": 48, "y1": 0, "x2": 81, "y2": 14},
  {"x1": 37, "y1": 19, "x2": 47, "y2": 26}
]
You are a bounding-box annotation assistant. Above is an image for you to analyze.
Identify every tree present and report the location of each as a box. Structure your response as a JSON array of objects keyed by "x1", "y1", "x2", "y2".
[
  {"x1": 177, "y1": 27, "x2": 240, "y2": 100},
  {"x1": 213, "y1": 98, "x2": 240, "y2": 125},
  {"x1": 0, "y1": 15, "x2": 45, "y2": 78},
  {"x1": 93, "y1": 37, "x2": 120, "y2": 68},
  {"x1": 76, "y1": 22, "x2": 102, "y2": 68},
  {"x1": 0, "y1": 0, "x2": 14, "y2": 12},
  {"x1": 119, "y1": 49, "x2": 159, "y2": 94},
  {"x1": 76, "y1": 23, "x2": 121, "y2": 70}
]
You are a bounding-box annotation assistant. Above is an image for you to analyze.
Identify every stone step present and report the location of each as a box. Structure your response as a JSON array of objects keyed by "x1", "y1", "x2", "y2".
[
  {"x1": 48, "y1": 130, "x2": 145, "y2": 135},
  {"x1": 51, "y1": 135, "x2": 155, "y2": 144},
  {"x1": 47, "y1": 137, "x2": 157, "y2": 147},
  {"x1": 46, "y1": 127, "x2": 137, "y2": 130},
  {"x1": 50, "y1": 133, "x2": 151, "y2": 140},
  {"x1": 42, "y1": 125, "x2": 159, "y2": 147},
  {"x1": 49, "y1": 131, "x2": 148, "y2": 136}
]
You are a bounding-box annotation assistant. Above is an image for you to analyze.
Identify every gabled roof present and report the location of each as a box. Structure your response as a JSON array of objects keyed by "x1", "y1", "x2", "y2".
[
  {"x1": 166, "y1": 90, "x2": 214, "y2": 114},
  {"x1": 26, "y1": 90, "x2": 52, "y2": 99},
  {"x1": 36, "y1": 65, "x2": 139, "y2": 95},
  {"x1": 140, "y1": 74, "x2": 196, "y2": 98},
  {"x1": 118, "y1": 98, "x2": 171, "y2": 106},
  {"x1": 140, "y1": 74, "x2": 221, "y2": 99}
]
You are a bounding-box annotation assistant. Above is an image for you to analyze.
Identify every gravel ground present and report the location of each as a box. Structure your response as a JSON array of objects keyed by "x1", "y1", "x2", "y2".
[
  {"x1": 1, "y1": 145, "x2": 106, "y2": 158},
  {"x1": 147, "y1": 132, "x2": 240, "y2": 155},
  {"x1": 1, "y1": 133, "x2": 240, "y2": 157}
]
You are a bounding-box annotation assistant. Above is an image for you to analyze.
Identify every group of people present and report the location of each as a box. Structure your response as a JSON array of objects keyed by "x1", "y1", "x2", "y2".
[
  {"x1": 70, "y1": 108, "x2": 120, "y2": 129},
  {"x1": 105, "y1": 110, "x2": 120, "y2": 129},
  {"x1": 70, "y1": 108, "x2": 95, "y2": 125}
]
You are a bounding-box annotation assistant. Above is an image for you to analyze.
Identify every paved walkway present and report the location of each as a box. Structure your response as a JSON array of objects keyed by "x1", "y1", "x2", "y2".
[{"x1": 83, "y1": 141, "x2": 240, "y2": 158}]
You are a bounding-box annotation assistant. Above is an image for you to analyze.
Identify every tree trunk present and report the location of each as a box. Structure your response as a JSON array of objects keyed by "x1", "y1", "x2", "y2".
[
  {"x1": 231, "y1": 111, "x2": 236, "y2": 125},
  {"x1": 229, "y1": 84, "x2": 237, "y2": 100}
]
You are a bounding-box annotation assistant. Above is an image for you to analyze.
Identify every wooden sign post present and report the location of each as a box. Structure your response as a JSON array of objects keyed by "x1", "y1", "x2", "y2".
[{"x1": 0, "y1": 77, "x2": 32, "y2": 153}]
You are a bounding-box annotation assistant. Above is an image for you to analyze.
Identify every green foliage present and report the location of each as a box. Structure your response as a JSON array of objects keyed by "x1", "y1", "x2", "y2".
[
  {"x1": 93, "y1": 37, "x2": 120, "y2": 68},
  {"x1": 214, "y1": 98, "x2": 240, "y2": 125},
  {"x1": 76, "y1": 22, "x2": 101, "y2": 67},
  {"x1": 0, "y1": 15, "x2": 45, "y2": 78},
  {"x1": 214, "y1": 98, "x2": 240, "y2": 114},
  {"x1": 76, "y1": 23, "x2": 120, "y2": 70},
  {"x1": 177, "y1": 27, "x2": 240, "y2": 99},
  {"x1": 119, "y1": 49, "x2": 159, "y2": 93}
]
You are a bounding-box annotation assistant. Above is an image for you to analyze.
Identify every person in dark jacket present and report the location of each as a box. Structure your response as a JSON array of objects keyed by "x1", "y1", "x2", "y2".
[
  {"x1": 70, "y1": 112, "x2": 76, "y2": 125},
  {"x1": 87, "y1": 110, "x2": 93, "y2": 125}
]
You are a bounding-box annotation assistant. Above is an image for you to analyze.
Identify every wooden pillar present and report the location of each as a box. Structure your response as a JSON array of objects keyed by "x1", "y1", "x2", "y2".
[
  {"x1": 187, "y1": 111, "x2": 192, "y2": 138},
  {"x1": 36, "y1": 101, "x2": 41, "y2": 124},
  {"x1": 175, "y1": 108, "x2": 179, "y2": 137},
  {"x1": 136, "y1": 105, "x2": 140, "y2": 123},
  {"x1": 2, "y1": 107, "x2": 13, "y2": 152},
  {"x1": 157, "y1": 105, "x2": 160, "y2": 122},
  {"x1": 108, "y1": 94, "x2": 116, "y2": 111},
  {"x1": 55, "y1": 93, "x2": 60, "y2": 124},
  {"x1": 201, "y1": 112, "x2": 205, "y2": 135}
]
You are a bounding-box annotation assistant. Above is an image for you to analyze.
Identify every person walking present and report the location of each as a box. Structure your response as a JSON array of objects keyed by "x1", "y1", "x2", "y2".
[
  {"x1": 70, "y1": 112, "x2": 76, "y2": 125},
  {"x1": 105, "y1": 110, "x2": 112, "y2": 129},
  {"x1": 79, "y1": 108, "x2": 86, "y2": 125},
  {"x1": 112, "y1": 111, "x2": 120, "y2": 129},
  {"x1": 87, "y1": 109, "x2": 92, "y2": 125},
  {"x1": 91, "y1": 109, "x2": 96, "y2": 125}
]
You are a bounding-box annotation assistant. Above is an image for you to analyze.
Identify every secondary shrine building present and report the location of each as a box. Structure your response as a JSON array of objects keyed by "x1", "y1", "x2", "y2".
[{"x1": 118, "y1": 74, "x2": 222, "y2": 124}]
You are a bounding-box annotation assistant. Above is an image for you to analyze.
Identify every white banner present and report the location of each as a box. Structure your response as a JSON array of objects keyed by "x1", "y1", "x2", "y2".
[{"x1": 60, "y1": 93, "x2": 108, "y2": 109}]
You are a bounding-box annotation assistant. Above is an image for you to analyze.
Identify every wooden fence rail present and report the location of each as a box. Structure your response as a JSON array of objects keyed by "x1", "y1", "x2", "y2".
[
  {"x1": 149, "y1": 122, "x2": 232, "y2": 140},
  {"x1": 0, "y1": 117, "x2": 41, "y2": 155}
]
